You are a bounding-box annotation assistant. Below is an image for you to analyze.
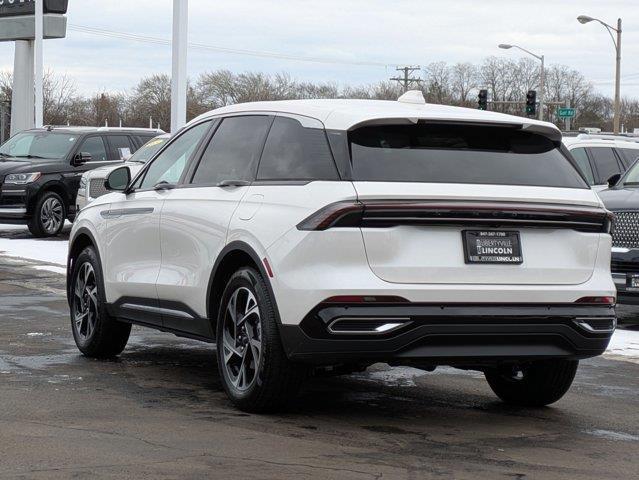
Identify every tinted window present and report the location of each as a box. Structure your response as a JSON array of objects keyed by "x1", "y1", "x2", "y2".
[
  {"x1": 108, "y1": 135, "x2": 133, "y2": 160},
  {"x1": 589, "y1": 147, "x2": 622, "y2": 184},
  {"x1": 349, "y1": 124, "x2": 586, "y2": 188},
  {"x1": 79, "y1": 136, "x2": 107, "y2": 162},
  {"x1": 570, "y1": 147, "x2": 595, "y2": 185},
  {"x1": 139, "y1": 122, "x2": 211, "y2": 189},
  {"x1": 257, "y1": 117, "x2": 338, "y2": 181},
  {"x1": 191, "y1": 116, "x2": 271, "y2": 185},
  {"x1": 619, "y1": 148, "x2": 639, "y2": 166},
  {"x1": 0, "y1": 132, "x2": 78, "y2": 160}
]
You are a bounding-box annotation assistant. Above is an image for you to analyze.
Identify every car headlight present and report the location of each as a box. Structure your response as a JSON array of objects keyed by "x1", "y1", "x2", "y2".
[
  {"x1": 4, "y1": 172, "x2": 42, "y2": 185},
  {"x1": 79, "y1": 176, "x2": 88, "y2": 189}
]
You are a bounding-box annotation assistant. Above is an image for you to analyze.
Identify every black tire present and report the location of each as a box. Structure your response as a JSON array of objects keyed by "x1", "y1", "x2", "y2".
[
  {"x1": 216, "y1": 267, "x2": 307, "y2": 412},
  {"x1": 70, "y1": 246, "x2": 131, "y2": 358},
  {"x1": 28, "y1": 191, "x2": 66, "y2": 238},
  {"x1": 485, "y1": 359, "x2": 579, "y2": 407}
]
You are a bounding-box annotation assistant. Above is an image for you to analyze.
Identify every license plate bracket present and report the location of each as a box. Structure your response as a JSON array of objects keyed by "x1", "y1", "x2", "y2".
[{"x1": 463, "y1": 230, "x2": 523, "y2": 265}]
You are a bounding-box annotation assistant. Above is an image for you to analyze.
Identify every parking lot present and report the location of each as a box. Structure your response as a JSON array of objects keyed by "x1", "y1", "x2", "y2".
[{"x1": 1, "y1": 225, "x2": 638, "y2": 479}]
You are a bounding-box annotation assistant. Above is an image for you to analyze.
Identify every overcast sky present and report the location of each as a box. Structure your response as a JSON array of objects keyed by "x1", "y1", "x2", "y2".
[{"x1": 1, "y1": 0, "x2": 637, "y2": 98}]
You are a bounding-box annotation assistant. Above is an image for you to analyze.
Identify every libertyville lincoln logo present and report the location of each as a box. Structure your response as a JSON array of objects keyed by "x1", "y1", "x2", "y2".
[{"x1": 476, "y1": 236, "x2": 515, "y2": 255}]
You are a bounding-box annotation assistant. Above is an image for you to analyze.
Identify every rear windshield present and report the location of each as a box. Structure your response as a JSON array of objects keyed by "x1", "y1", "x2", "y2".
[{"x1": 349, "y1": 124, "x2": 587, "y2": 189}]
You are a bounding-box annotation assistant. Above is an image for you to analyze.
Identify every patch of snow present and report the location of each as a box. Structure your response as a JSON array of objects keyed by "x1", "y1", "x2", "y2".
[
  {"x1": 586, "y1": 429, "x2": 639, "y2": 442},
  {"x1": 26, "y1": 332, "x2": 50, "y2": 337},
  {"x1": 32, "y1": 265, "x2": 67, "y2": 275},
  {"x1": 605, "y1": 328, "x2": 639, "y2": 360},
  {"x1": 354, "y1": 366, "x2": 426, "y2": 387},
  {"x1": 0, "y1": 224, "x2": 68, "y2": 274}
]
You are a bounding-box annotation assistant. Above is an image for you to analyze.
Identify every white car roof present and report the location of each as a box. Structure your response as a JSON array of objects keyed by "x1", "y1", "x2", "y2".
[
  {"x1": 563, "y1": 135, "x2": 639, "y2": 148},
  {"x1": 190, "y1": 98, "x2": 562, "y2": 140}
]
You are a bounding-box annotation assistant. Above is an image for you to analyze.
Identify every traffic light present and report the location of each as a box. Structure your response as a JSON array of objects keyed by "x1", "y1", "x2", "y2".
[
  {"x1": 526, "y1": 90, "x2": 537, "y2": 116},
  {"x1": 478, "y1": 89, "x2": 488, "y2": 110}
]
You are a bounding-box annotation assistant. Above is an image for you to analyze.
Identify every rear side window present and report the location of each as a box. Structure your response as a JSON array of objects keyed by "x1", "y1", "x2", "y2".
[
  {"x1": 589, "y1": 147, "x2": 622, "y2": 184},
  {"x1": 348, "y1": 124, "x2": 587, "y2": 188},
  {"x1": 191, "y1": 116, "x2": 271, "y2": 185},
  {"x1": 79, "y1": 136, "x2": 107, "y2": 162},
  {"x1": 619, "y1": 148, "x2": 639, "y2": 166},
  {"x1": 570, "y1": 147, "x2": 595, "y2": 185},
  {"x1": 257, "y1": 117, "x2": 338, "y2": 181},
  {"x1": 108, "y1": 135, "x2": 134, "y2": 160}
]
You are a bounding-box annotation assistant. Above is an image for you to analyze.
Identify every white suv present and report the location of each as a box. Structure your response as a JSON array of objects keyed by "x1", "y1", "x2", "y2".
[{"x1": 67, "y1": 94, "x2": 616, "y2": 412}]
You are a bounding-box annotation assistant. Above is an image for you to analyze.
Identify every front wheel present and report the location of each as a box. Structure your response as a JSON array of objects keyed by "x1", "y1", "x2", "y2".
[
  {"x1": 28, "y1": 191, "x2": 66, "y2": 237},
  {"x1": 216, "y1": 267, "x2": 307, "y2": 412},
  {"x1": 484, "y1": 359, "x2": 579, "y2": 407},
  {"x1": 70, "y1": 246, "x2": 131, "y2": 358}
]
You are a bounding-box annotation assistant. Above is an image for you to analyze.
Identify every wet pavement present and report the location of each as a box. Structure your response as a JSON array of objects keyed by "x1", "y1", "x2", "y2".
[{"x1": 1, "y1": 252, "x2": 639, "y2": 479}]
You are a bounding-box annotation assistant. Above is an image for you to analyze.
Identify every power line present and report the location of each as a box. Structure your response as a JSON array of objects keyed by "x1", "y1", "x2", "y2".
[
  {"x1": 390, "y1": 66, "x2": 423, "y2": 92},
  {"x1": 68, "y1": 24, "x2": 395, "y2": 68}
]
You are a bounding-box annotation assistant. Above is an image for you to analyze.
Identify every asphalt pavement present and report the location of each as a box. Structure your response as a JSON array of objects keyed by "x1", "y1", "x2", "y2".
[{"x1": 1, "y1": 242, "x2": 639, "y2": 479}]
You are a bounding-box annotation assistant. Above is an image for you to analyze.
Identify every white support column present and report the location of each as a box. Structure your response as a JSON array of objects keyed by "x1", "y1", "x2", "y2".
[
  {"x1": 34, "y1": 0, "x2": 44, "y2": 128},
  {"x1": 10, "y1": 41, "x2": 35, "y2": 136},
  {"x1": 171, "y1": 0, "x2": 188, "y2": 133}
]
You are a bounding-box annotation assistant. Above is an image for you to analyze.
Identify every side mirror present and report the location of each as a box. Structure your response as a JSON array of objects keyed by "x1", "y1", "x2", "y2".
[
  {"x1": 73, "y1": 152, "x2": 92, "y2": 167},
  {"x1": 105, "y1": 166, "x2": 131, "y2": 192},
  {"x1": 607, "y1": 173, "x2": 622, "y2": 188}
]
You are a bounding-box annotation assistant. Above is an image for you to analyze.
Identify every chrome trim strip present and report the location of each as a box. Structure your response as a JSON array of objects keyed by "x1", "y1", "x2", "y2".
[
  {"x1": 612, "y1": 247, "x2": 631, "y2": 253},
  {"x1": 612, "y1": 273, "x2": 626, "y2": 285},
  {"x1": 100, "y1": 208, "x2": 154, "y2": 219},
  {"x1": 574, "y1": 317, "x2": 617, "y2": 334},
  {"x1": 121, "y1": 303, "x2": 194, "y2": 319},
  {"x1": 0, "y1": 207, "x2": 27, "y2": 214},
  {"x1": 327, "y1": 317, "x2": 411, "y2": 335},
  {"x1": 1, "y1": 189, "x2": 26, "y2": 195}
]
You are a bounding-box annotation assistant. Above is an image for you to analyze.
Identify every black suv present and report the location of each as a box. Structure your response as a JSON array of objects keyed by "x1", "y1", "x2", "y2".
[{"x1": 0, "y1": 127, "x2": 162, "y2": 237}]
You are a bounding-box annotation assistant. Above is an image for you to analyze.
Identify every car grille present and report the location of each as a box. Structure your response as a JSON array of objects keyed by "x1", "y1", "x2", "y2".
[
  {"x1": 611, "y1": 259, "x2": 639, "y2": 274},
  {"x1": 89, "y1": 178, "x2": 109, "y2": 199},
  {"x1": 611, "y1": 211, "x2": 639, "y2": 248}
]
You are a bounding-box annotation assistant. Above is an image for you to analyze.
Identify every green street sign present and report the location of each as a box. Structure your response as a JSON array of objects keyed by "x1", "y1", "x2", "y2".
[{"x1": 557, "y1": 108, "x2": 576, "y2": 118}]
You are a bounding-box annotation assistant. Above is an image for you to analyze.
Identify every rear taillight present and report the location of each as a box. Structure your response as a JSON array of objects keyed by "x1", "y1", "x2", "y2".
[
  {"x1": 297, "y1": 200, "x2": 612, "y2": 233},
  {"x1": 297, "y1": 201, "x2": 363, "y2": 231},
  {"x1": 575, "y1": 296, "x2": 616, "y2": 305}
]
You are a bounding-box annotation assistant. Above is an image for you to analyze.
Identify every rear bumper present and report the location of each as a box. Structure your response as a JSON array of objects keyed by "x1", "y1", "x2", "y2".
[{"x1": 280, "y1": 303, "x2": 616, "y2": 365}]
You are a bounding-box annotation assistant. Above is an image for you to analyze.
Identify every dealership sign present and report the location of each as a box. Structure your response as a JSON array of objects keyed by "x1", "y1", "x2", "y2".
[{"x1": 0, "y1": 0, "x2": 68, "y2": 17}]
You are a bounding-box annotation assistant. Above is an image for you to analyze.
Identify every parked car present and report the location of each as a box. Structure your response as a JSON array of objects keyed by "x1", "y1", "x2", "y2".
[
  {"x1": 76, "y1": 134, "x2": 170, "y2": 210},
  {"x1": 563, "y1": 134, "x2": 639, "y2": 191},
  {"x1": 0, "y1": 126, "x2": 163, "y2": 237},
  {"x1": 599, "y1": 159, "x2": 639, "y2": 307},
  {"x1": 67, "y1": 95, "x2": 616, "y2": 412}
]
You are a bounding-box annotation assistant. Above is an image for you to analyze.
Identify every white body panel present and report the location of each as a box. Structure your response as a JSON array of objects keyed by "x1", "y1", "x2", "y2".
[
  {"x1": 103, "y1": 191, "x2": 163, "y2": 303},
  {"x1": 156, "y1": 186, "x2": 249, "y2": 318}
]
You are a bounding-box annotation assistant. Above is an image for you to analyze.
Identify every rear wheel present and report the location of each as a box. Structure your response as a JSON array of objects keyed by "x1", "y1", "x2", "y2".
[
  {"x1": 485, "y1": 359, "x2": 579, "y2": 407},
  {"x1": 216, "y1": 267, "x2": 307, "y2": 412},
  {"x1": 28, "y1": 191, "x2": 66, "y2": 237},
  {"x1": 70, "y1": 246, "x2": 131, "y2": 358}
]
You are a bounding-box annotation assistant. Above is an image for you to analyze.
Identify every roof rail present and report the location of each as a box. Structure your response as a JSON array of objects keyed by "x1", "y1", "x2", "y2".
[
  {"x1": 96, "y1": 127, "x2": 165, "y2": 133},
  {"x1": 575, "y1": 133, "x2": 639, "y2": 143}
]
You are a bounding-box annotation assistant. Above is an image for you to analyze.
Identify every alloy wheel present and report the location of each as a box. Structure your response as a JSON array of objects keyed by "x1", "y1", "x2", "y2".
[
  {"x1": 73, "y1": 262, "x2": 99, "y2": 342},
  {"x1": 40, "y1": 197, "x2": 64, "y2": 234},
  {"x1": 222, "y1": 287, "x2": 262, "y2": 391}
]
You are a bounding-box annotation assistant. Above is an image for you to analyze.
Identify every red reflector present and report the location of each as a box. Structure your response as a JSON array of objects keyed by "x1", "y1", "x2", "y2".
[
  {"x1": 575, "y1": 296, "x2": 616, "y2": 305},
  {"x1": 262, "y1": 257, "x2": 274, "y2": 278},
  {"x1": 323, "y1": 295, "x2": 409, "y2": 304}
]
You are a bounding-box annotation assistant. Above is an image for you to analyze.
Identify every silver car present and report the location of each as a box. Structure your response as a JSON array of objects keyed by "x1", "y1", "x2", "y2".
[{"x1": 76, "y1": 134, "x2": 170, "y2": 210}]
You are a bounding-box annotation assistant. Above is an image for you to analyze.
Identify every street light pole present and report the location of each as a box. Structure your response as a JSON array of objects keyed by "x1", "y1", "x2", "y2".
[
  {"x1": 614, "y1": 18, "x2": 622, "y2": 134},
  {"x1": 34, "y1": 0, "x2": 44, "y2": 128},
  {"x1": 171, "y1": 0, "x2": 188, "y2": 133},
  {"x1": 577, "y1": 15, "x2": 622, "y2": 134},
  {"x1": 498, "y1": 44, "x2": 545, "y2": 121}
]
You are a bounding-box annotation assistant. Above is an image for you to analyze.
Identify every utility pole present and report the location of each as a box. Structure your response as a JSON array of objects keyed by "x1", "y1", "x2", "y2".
[{"x1": 390, "y1": 66, "x2": 423, "y2": 92}]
